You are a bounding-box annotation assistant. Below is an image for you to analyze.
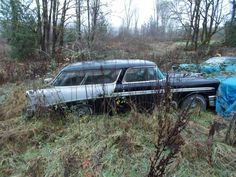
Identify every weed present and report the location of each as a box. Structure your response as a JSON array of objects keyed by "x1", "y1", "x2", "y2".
[
  {"x1": 0, "y1": 83, "x2": 236, "y2": 177},
  {"x1": 224, "y1": 116, "x2": 236, "y2": 146},
  {"x1": 148, "y1": 82, "x2": 190, "y2": 177}
]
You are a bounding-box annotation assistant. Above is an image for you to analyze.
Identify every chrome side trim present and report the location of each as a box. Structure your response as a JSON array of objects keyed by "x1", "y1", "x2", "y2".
[
  {"x1": 112, "y1": 87, "x2": 215, "y2": 97},
  {"x1": 171, "y1": 87, "x2": 215, "y2": 93}
]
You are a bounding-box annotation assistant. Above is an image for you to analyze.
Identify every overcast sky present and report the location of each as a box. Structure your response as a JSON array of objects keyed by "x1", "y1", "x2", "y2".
[
  {"x1": 104, "y1": 0, "x2": 155, "y2": 28},
  {"x1": 65, "y1": 0, "x2": 231, "y2": 29},
  {"x1": 104, "y1": 0, "x2": 231, "y2": 28}
]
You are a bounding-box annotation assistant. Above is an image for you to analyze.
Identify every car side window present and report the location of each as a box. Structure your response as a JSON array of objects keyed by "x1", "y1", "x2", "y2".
[
  {"x1": 53, "y1": 71, "x2": 85, "y2": 86},
  {"x1": 82, "y1": 69, "x2": 120, "y2": 85},
  {"x1": 146, "y1": 67, "x2": 157, "y2": 80},
  {"x1": 124, "y1": 67, "x2": 159, "y2": 82}
]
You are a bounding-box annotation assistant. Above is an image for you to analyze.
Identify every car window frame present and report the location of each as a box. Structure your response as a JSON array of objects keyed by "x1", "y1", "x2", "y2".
[
  {"x1": 51, "y1": 70, "x2": 86, "y2": 86},
  {"x1": 80, "y1": 69, "x2": 122, "y2": 86},
  {"x1": 122, "y1": 66, "x2": 163, "y2": 84},
  {"x1": 52, "y1": 69, "x2": 122, "y2": 87}
]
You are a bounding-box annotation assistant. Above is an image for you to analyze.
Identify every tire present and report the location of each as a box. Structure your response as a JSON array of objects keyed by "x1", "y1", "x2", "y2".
[
  {"x1": 72, "y1": 104, "x2": 93, "y2": 117},
  {"x1": 181, "y1": 94, "x2": 207, "y2": 111}
]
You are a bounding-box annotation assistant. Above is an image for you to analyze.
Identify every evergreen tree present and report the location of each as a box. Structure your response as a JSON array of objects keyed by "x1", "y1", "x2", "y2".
[{"x1": 0, "y1": 0, "x2": 38, "y2": 59}]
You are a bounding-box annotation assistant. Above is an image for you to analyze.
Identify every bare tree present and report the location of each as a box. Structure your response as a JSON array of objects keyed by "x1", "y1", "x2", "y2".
[
  {"x1": 59, "y1": 0, "x2": 71, "y2": 47},
  {"x1": 123, "y1": 0, "x2": 134, "y2": 31},
  {"x1": 52, "y1": 0, "x2": 59, "y2": 57},
  {"x1": 83, "y1": 0, "x2": 107, "y2": 45},
  {"x1": 42, "y1": 0, "x2": 49, "y2": 52},
  {"x1": 171, "y1": 0, "x2": 202, "y2": 49},
  {"x1": 158, "y1": 0, "x2": 172, "y2": 38},
  {"x1": 35, "y1": 0, "x2": 73, "y2": 57},
  {"x1": 200, "y1": 0, "x2": 225, "y2": 45},
  {"x1": 171, "y1": 0, "x2": 225, "y2": 50},
  {"x1": 91, "y1": 0, "x2": 100, "y2": 41},
  {"x1": 140, "y1": 0, "x2": 173, "y2": 39},
  {"x1": 37, "y1": 0, "x2": 56, "y2": 54},
  {"x1": 86, "y1": 0, "x2": 91, "y2": 43},
  {"x1": 192, "y1": 0, "x2": 201, "y2": 50},
  {"x1": 35, "y1": 0, "x2": 42, "y2": 51},
  {"x1": 47, "y1": 0, "x2": 53, "y2": 51},
  {"x1": 133, "y1": 8, "x2": 139, "y2": 35},
  {"x1": 75, "y1": 0, "x2": 82, "y2": 40},
  {"x1": 155, "y1": 0, "x2": 160, "y2": 30},
  {"x1": 231, "y1": 0, "x2": 236, "y2": 22}
]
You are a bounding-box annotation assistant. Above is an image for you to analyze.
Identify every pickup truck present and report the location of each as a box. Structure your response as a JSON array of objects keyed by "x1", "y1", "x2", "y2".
[{"x1": 25, "y1": 59, "x2": 220, "y2": 117}]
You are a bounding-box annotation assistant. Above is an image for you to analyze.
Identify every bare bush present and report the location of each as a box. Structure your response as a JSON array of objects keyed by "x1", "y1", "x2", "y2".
[
  {"x1": 0, "y1": 61, "x2": 49, "y2": 85},
  {"x1": 148, "y1": 85, "x2": 190, "y2": 177}
]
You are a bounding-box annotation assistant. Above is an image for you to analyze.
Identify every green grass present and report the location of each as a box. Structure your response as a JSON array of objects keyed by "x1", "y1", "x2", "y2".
[
  {"x1": 0, "y1": 83, "x2": 236, "y2": 177},
  {"x1": 0, "y1": 114, "x2": 157, "y2": 176}
]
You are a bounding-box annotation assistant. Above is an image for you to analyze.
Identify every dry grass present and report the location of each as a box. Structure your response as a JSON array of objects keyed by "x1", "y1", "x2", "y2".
[
  {"x1": 0, "y1": 82, "x2": 235, "y2": 177},
  {"x1": 0, "y1": 40, "x2": 236, "y2": 176},
  {"x1": 0, "y1": 84, "x2": 26, "y2": 121}
]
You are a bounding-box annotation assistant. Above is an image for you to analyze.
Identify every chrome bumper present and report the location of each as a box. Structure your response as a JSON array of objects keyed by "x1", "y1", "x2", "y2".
[{"x1": 208, "y1": 95, "x2": 216, "y2": 107}]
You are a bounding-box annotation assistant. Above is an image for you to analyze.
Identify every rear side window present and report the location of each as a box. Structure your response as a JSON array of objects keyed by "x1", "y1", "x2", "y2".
[
  {"x1": 124, "y1": 67, "x2": 161, "y2": 82},
  {"x1": 53, "y1": 69, "x2": 121, "y2": 86},
  {"x1": 83, "y1": 69, "x2": 120, "y2": 85}
]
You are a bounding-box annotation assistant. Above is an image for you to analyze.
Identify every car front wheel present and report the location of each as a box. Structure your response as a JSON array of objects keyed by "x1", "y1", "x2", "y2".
[{"x1": 72, "y1": 104, "x2": 93, "y2": 117}]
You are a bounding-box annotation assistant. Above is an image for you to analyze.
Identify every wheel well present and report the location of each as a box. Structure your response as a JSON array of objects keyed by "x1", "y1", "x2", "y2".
[{"x1": 178, "y1": 92, "x2": 208, "y2": 108}]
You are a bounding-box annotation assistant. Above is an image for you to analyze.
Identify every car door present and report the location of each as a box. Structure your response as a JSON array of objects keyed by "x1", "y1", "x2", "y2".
[
  {"x1": 114, "y1": 66, "x2": 164, "y2": 109},
  {"x1": 53, "y1": 69, "x2": 121, "y2": 104}
]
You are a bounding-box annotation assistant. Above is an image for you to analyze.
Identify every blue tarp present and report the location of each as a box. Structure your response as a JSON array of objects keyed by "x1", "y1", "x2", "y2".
[
  {"x1": 177, "y1": 64, "x2": 198, "y2": 72},
  {"x1": 216, "y1": 77, "x2": 236, "y2": 119},
  {"x1": 175, "y1": 60, "x2": 236, "y2": 119},
  {"x1": 200, "y1": 64, "x2": 221, "y2": 74},
  {"x1": 177, "y1": 63, "x2": 236, "y2": 74},
  {"x1": 224, "y1": 65, "x2": 236, "y2": 72}
]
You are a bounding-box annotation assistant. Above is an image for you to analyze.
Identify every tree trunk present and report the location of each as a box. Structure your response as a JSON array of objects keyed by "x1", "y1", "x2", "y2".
[
  {"x1": 76, "y1": 0, "x2": 82, "y2": 40},
  {"x1": 46, "y1": 0, "x2": 53, "y2": 52},
  {"x1": 200, "y1": 0, "x2": 223, "y2": 46},
  {"x1": 52, "y1": 0, "x2": 59, "y2": 57},
  {"x1": 42, "y1": 0, "x2": 48, "y2": 53},
  {"x1": 35, "y1": 0, "x2": 42, "y2": 51},
  {"x1": 91, "y1": 0, "x2": 100, "y2": 41},
  {"x1": 192, "y1": 0, "x2": 201, "y2": 50},
  {"x1": 87, "y1": 0, "x2": 91, "y2": 45},
  {"x1": 59, "y1": 0, "x2": 67, "y2": 48},
  {"x1": 232, "y1": 0, "x2": 236, "y2": 22}
]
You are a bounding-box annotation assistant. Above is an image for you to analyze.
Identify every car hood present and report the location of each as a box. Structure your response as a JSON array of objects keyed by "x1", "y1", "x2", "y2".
[{"x1": 168, "y1": 75, "x2": 220, "y2": 89}]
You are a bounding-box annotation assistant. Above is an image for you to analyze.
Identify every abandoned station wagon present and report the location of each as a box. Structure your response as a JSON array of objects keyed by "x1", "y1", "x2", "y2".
[{"x1": 25, "y1": 59, "x2": 220, "y2": 117}]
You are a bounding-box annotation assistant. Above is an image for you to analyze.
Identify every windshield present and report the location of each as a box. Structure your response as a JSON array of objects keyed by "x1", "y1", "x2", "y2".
[{"x1": 156, "y1": 67, "x2": 164, "y2": 80}]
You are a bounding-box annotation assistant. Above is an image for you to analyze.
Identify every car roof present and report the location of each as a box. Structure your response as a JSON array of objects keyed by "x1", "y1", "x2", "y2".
[{"x1": 62, "y1": 59, "x2": 157, "y2": 71}]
